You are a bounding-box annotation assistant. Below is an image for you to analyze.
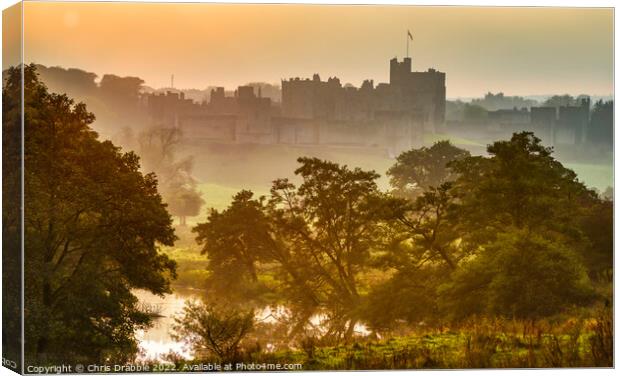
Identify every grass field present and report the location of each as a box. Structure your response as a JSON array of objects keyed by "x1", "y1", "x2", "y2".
[
  {"x1": 157, "y1": 309, "x2": 612, "y2": 369},
  {"x1": 155, "y1": 135, "x2": 612, "y2": 370},
  {"x1": 167, "y1": 137, "x2": 612, "y2": 292},
  {"x1": 180, "y1": 160, "x2": 611, "y2": 230}
]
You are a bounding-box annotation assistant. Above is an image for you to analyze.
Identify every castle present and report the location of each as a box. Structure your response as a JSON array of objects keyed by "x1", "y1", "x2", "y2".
[{"x1": 144, "y1": 57, "x2": 446, "y2": 153}]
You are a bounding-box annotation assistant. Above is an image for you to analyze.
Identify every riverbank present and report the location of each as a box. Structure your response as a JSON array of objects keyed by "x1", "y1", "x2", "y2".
[{"x1": 148, "y1": 307, "x2": 612, "y2": 369}]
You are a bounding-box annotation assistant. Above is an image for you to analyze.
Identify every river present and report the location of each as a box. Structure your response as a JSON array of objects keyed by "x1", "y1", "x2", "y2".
[
  {"x1": 134, "y1": 288, "x2": 371, "y2": 362},
  {"x1": 134, "y1": 288, "x2": 200, "y2": 361}
]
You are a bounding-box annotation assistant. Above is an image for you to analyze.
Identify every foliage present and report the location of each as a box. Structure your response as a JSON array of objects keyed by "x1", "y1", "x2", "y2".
[
  {"x1": 10, "y1": 64, "x2": 177, "y2": 365},
  {"x1": 172, "y1": 300, "x2": 254, "y2": 361},
  {"x1": 34, "y1": 64, "x2": 148, "y2": 132},
  {"x1": 365, "y1": 132, "x2": 606, "y2": 328},
  {"x1": 166, "y1": 183, "x2": 205, "y2": 226},
  {"x1": 449, "y1": 132, "x2": 597, "y2": 243},
  {"x1": 588, "y1": 99, "x2": 613, "y2": 147},
  {"x1": 394, "y1": 183, "x2": 465, "y2": 270},
  {"x1": 191, "y1": 132, "x2": 610, "y2": 350},
  {"x1": 122, "y1": 126, "x2": 205, "y2": 225},
  {"x1": 463, "y1": 103, "x2": 488, "y2": 121},
  {"x1": 194, "y1": 157, "x2": 402, "y2": 342},
  {"x1": 577, "y1": 198, "x2": 613, "y2": 278},
  {"x1": 387, "y1": 140, "x2": 469, "y2": 199},
  {"x1": 2, "y1": 65, "x2": 24, "y2": 366},
  {"x1": 439, "y1": 229, "x2": 594, "y2": 319},
  {"x1": 542, "y1": 94, "x2": 589, "y2": 108},
  {"x1": 165, "y1": 312, "x2": 611, "y2": 369},
  {"x1": 470, "y1": 92, "x2": 538, "y2": 111},
  {"x1": 362, "y1": 266, "x2": 440, "y2": 332},
  {"x1": 193, "y1": 190, "x2": 273, "y2": 303}
]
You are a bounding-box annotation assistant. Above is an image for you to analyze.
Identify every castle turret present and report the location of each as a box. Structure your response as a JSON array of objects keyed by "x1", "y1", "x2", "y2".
[{"x1": 390, "y1": 57, "x2": 412, "y2": 85}]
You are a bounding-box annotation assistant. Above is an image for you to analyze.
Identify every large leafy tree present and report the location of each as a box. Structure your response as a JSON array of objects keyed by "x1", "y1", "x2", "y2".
[
  {"x1": 363, "y1": 183, "x2": 465, "y2": 330},
  {"x1": 387, "y1": 140, "x2": 469, "y2": 199},
  {"x1": 10, "y1": 65, "x2": 177, "y2": 364},
  {"x1": 194, "y1": 158, "x2": 400, "y2": 343},
  {"x1": 576, "y1": 197, "x2": 613, "y2": 280},
  {"x1": 122, "y1": 126, "x2": 204, "y2": 226},
  {"x1": 588, "y1": 99, "x2": 613, "y2": 147},
  {"x1": 193, "y1": 190, "x2": 274, "y2": 303},
  {"x1": 439, "y1": 229, "x2": 594, "y2": 319},
  {"x1": 3, "y1": 66, "x2": 24, "y2": 368},
  {"x1": 171, "y1": 301, "x2": 254, "y2": 361},
  {"x1": 438, "y1": 132, "x2": 599, "y2": 319},
  {"x1": 363, "y1": 143, "x2": 470, "y2": 330},
  {"x1": 377, "y1": 132, "x2": 603, "y2": 323},
  {"x1": 449, "y1": 132, "x2": 597, "y2": 243}
]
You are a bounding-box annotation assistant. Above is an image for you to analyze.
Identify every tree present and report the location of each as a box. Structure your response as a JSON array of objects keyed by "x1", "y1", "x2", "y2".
[
  {"x1": 194, "y1": 158, "x2": 401, "y2": 343},
  {"x1": 391, "y1": 183, "x2": 464, "y2": 271},
  {"x1": 448, "y1": 132, "x2": 597, "y2": 244},
  {"x1": 543, "y1": 94, "x2": 577, "y2": 108},
  {"x1": 439, "y1": 229, "x2": 594, "y2": 320},
  {"x1": 34, "y1": 64, "x2": 98, "y2": 100},
  {"x1": 172, "y1": 301, "x2": 254, "y2": 361},
  {"x1": 364, "y1": 143, "x2": 470, "y2": 330},
  {"x1": 588, "y1": 100, "x2": 613, "y2": 147},
  {"x1": 3, "y1": 66, "x2": 24, "y2": 367},
  {"x1": 463, "y1": 103, "x2": 488, "y2": 121},
  {"x1": 363, "y1": 265, "x2": 440, "y2": 332},
  {"x1": 365, "y1": 184, "x2": 466, "y2": 330},
  {"x1": 578, "y1": 198, "x2": 613, "y2": 279},
  {"x1": 11, "y1": 65, "x2": 177, "y2": 364},
  {"x1": 135, "y1": 126, "x2": 204, "y2": 226},
  {"x1": 437, "y1": 132, "x2": 600, "y2": 319},
  {"x1": 379, "y1": 132, "x2": 603, "y2": 323},
  {"x1": 193, "y1": 190, "x2": 274, "y2": 303},
  {"x1": 166, "y1": 184, "x2": 205, "y2": 226},
  {"x1": 98, "y1": 74, "x2": 144, "y2": 108},
  {"x1": 32, "y1": 64, "x2": 151, "y2": 133},
  {"x1": 471, "y1": 92, "x2": 538, "y2": 111},
  {"x1": 387, "y1": 140, "x2": 469, "y2": 199}
]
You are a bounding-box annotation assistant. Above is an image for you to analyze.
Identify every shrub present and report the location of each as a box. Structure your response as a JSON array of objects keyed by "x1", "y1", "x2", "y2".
[{"x1": 171, "y1": 300, "x2": 254, "y2": 361}]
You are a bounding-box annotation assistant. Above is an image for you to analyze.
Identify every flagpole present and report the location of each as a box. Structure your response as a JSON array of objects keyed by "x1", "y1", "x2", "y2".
[{"x1": 406, "y1": 31, "x2": 409, "y2": 58}]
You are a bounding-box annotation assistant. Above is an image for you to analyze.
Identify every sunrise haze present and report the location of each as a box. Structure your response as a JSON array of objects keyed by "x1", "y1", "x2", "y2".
[{"x1": 21, "y1": 3, "x2": 614, "y2": 98}]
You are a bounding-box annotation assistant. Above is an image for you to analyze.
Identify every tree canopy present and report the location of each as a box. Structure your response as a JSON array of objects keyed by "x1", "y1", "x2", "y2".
[
  {"x1": 193, "y1": 133, "x2": 609, "y2": 341},
  {"x1": 8, "y1": 64, "x2": 178, "y2": 364},
  {"x1": 194, "y1": 157, "x2": 401, "y2": 343},
  {"x1": 119, "y1": 125, "x2": 205, "y2": 226},
  {"x1": 387, "y1": 140, "x2": 470, "y2": 199}
]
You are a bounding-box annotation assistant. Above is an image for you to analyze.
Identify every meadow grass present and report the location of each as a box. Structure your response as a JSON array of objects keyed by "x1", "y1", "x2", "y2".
[{"x1": 157, "y1": 308, "x2": 612, "y2": 370}]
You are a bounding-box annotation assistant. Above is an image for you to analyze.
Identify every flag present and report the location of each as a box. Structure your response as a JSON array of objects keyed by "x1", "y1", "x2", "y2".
[{"x1": 407, "y1": 30, "x2": 413, "y2": 40}]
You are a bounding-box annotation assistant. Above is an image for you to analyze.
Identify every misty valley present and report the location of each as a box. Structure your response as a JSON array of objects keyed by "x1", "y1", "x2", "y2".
[{"x1": 2, "y1": 22, "x2": 613, "y2": 369}]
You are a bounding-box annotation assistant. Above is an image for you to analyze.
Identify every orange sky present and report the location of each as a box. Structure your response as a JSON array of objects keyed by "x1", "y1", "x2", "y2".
[{"x1": 19, "y1": 2, "x2": 614, "y2": 98}]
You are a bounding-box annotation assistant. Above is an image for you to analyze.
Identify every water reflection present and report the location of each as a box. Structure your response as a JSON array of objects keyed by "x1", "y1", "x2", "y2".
[
  {"x1": 135, "y1": 289, "x2": 371, "y2": 362},
  {"x1": 134, "y1": 288, "x2": 200, "y2": 361}
]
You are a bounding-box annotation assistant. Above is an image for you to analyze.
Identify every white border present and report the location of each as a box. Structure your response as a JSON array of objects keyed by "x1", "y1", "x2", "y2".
[{"x1": 0, "y1": 1, "x2": 616, "y2": 376}]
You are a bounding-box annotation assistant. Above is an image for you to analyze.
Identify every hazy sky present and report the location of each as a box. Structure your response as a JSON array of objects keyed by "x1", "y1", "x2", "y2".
[{"x1": 22, "y1": 3, "x2": 613, "y2": 98}]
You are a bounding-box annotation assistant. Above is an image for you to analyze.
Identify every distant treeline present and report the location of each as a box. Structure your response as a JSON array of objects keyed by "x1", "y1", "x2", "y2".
[
  {"x1": 447, "y1": 92, "x2": 614, "y2": 123},
  {"x1": 446, "y1": 93, "x2": 613, "y2": 150}
]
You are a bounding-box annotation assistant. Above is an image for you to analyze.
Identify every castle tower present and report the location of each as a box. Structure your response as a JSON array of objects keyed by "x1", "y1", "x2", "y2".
[{"x1": 389, "y1": 57, "x2": 412, "y2": 85}]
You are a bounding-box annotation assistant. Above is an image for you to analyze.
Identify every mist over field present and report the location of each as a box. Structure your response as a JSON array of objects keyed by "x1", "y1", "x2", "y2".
[
  {"x1": 29, "y1": 63, "x2": 614, "y2": 221},
  {"x1": 4, "y1": 3, "x2": 613, "y2": 371},
  {"x1": 7, "y1": 59, "x2": 613, "y2": 373}
]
